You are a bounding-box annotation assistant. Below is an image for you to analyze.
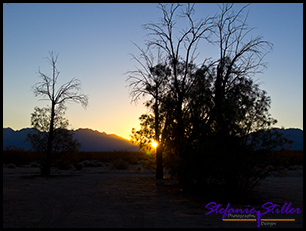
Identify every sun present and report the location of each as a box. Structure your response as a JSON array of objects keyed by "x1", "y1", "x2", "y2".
[{"x1": 151, "y1": 140, "x2": 158, "y2": 148}]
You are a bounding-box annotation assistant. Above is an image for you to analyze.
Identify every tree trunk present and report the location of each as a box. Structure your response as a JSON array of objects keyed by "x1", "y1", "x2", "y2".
[
  {"x1": 176, "y1": 95, "x2": 189, "y2": 185},
  {"x1": 41, "y1": 102, "x2": 55, "y2": 176},
  {"x1": 155, "y1": 91, "x2": 163, "y2": 179},
  {"x1": 156, "y1": 146, "x2": 163, "y2": 179}
]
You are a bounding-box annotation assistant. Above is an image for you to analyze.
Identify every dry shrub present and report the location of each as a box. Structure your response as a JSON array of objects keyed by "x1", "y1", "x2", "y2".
[
  {"x1": 111, "y1": 159, "x2": 129, "y2": 170},
  {"x1": 3, "y1": 147, "x2": 43, "y2": 166},
  {"x1": 6, "y1": 163, "x2": 16, "y2": 169},
  {"x1": 81, "y1": 160, "x2": 103, "y2": 167},
  {"x1": 73, "y1": 162, "x2": 83, "y2": 170}
]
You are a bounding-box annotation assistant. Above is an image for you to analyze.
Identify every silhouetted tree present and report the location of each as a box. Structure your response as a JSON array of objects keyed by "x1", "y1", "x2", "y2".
[
  {"x1": 32, "y1": 51, "x2": 88, "y2": 176},
  {"x1": 130, "y1": 114, "x2": 156, "y2": 153},
  {"x1": 26, "y1": 106, "x2": 81, "y2": 154},
  {"x1": 129, "y1": 3, "x2": 214, "y2": 179},
  {"x1": 142, "y1": 4, "x2": 216, "y2": 183},
  {"x1": 175, "y1": 4, "x2": 292, "y2": 199},
  {"x1": 129, "y1": 3, "x2": 290, "y2": 198},
  {"x1": 202, "y1": 3, "x2": 274, "y2": 196},
  {"x1": 127, "y1": 47, "x2": 171, "y2": 179}
]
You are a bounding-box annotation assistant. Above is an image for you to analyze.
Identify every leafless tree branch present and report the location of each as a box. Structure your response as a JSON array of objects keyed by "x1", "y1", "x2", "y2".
[{"x1": 33, "y1": 51, "x2": 89, "y2": 109}]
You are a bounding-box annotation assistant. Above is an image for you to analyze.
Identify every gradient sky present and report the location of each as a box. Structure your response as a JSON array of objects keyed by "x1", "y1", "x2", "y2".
[{"x1": 3, "y1": 3, "x2": 303, "y2": 140}]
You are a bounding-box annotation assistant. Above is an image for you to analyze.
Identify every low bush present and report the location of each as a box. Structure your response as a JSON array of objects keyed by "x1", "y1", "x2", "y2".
[
  {"x1": 111, "y1": 159, "x2": 129, "y2": 170},
  {"x1": 3, "y1": 150, "x2": 147, "y2": 167},
  {"x1": 73, "y1": 162, "x2": 83, "y2": 170},
  {"x1": 6, "y1": 163, "x2": 16, "y2": 169},
  {"x1": 82, "y1": 160, "x2": 98, "y2": 167},
  {"x1": 30, "y1": 162, "x2": 40, "y2": 168},
  {"x1": 3, "y1": 148, "x2": 43, "y2": 166}
]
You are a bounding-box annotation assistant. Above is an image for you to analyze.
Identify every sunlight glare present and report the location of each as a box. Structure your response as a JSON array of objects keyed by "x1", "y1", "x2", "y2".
[{"x1": 151, "y1": 140, "x2": 158, "y2": 148}]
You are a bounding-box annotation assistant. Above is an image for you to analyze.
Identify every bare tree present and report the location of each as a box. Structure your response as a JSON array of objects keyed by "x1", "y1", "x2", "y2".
[{"x1": 32, "y1": 51, "x2": 88, "y2": 176}]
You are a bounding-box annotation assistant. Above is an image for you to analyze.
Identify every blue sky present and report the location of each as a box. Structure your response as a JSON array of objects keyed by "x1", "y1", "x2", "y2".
[{"x1": 3, "y1": 3, "x2": 303, "y2": 140}]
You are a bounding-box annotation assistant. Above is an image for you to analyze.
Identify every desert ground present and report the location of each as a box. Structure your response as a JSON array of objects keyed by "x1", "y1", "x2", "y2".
[{"x1": 3, "y1": 163, "x2": 303, "y2": 228}]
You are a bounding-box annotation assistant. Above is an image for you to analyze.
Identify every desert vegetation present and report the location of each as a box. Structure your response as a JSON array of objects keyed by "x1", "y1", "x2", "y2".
[
  {"x1": 5, "y1": 4, "x2": 299, "y2": 203},
  {"x1": 2, "y1": 148, "x2": 159, "y2": 171},
  {"x1": 127, "y1": 3, "x2": 295, "y2": 199},
  {"x1": 30, "y1": 51, "x2": 88, "y2": 176},
  {"x1": 3, "y1": 148, "x2": 302, "y2": 171}
]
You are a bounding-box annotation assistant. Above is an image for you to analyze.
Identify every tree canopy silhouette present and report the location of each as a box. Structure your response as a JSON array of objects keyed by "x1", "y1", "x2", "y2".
[
  {"x1": 26, "y1": 106, "x2": 81, "y2": 154},
  {"x1": 128, "y1": 3, "x2": 290, "y2": 198},
  {"x1": 127, "y1": 49, "x2": 171, "y2": 179}
]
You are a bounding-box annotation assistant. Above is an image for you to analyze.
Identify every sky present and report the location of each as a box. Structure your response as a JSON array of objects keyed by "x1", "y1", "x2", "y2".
[{"x1": 3, "y1": 3, "x2": 303, "y2": 140}]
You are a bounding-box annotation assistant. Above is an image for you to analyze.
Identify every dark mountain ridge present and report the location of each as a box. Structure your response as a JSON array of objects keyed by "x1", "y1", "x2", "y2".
[
  {"x1": 274, "y1": 128, "x2": 303, "y2": 151},
  {"x1": 3, "y1": 127, "x2": 303, "y2": 151},
  {"x1": 72, "y1": 128, "x2": 139, "y2": 152},
  {"x1": 3, "y1": 127, "x2": 139, "y2": 152}
]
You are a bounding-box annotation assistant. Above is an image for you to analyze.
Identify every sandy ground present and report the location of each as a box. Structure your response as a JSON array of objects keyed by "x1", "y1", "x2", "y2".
[{"x1": 3, "y1": 164, "x2": 303, "y2": 228}]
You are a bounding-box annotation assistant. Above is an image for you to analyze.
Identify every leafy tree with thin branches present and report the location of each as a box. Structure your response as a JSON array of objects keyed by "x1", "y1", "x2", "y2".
[
  {"x1": 127, "y1": 47, "x2": 171, "y2": 179},
  {"x1": 26, "y1": 106, "x2": 81, "y2": 154},
  {"x1": 128, "y1": 4, "x2": 290, "y2": 199}
]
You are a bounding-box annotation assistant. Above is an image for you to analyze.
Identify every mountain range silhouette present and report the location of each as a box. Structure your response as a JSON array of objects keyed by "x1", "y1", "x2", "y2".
[
  {"x1": 3, "y1": 128, "x2": 139, "y2": 152},
  {"x1": 3, "y1": 127, "x2": 303, "y2": 152}
]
